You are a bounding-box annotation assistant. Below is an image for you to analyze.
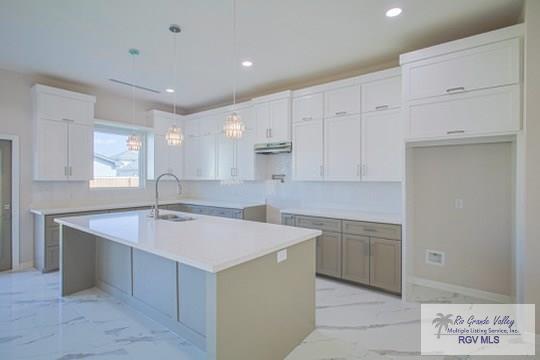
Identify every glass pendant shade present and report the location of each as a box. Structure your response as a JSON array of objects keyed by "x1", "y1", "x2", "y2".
[
  {"x1": 166, "y1": 124, "x2": 184, "y2": 146},
  {"x1": 223, "y1": 112, "x2": 245, "y2": 139},
  {"x1": 126, "y1": 134, "x2": 142, "y2": 151}
]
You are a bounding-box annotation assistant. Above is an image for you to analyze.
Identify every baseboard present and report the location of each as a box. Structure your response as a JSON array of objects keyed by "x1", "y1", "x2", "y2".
[{"x1": 409, "y1": 276, "x2": 514, "y2": 303}]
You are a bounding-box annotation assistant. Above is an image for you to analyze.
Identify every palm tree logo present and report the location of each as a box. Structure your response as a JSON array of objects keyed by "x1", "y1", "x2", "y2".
[{"x1": 432, "y1": 313, "x2": 453, "y2": 339}]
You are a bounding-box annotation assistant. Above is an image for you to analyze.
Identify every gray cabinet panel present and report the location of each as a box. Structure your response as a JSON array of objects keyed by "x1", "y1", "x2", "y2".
[
  {"x1": 281, "y1": 214, "x2": 295, "y2": 226},
  {"x1": 316, "y1": 231, "x2": 342, "y2": 278},
  {"x1": 96, "y1": 239, "x2": 132, "y2": 294},
  {"x1": 370, "y1": 238, "x2": 401, "y2": 293},
  {"x1": 342, "y1": 234, "x2": 370, "y2": 285},
  {"x1": 296, "y1": 215, "x2": 342, "y2": 232},
  {"x1": 343, "y1": 220, "x2": 401, "y2": 241},
  {"x1": 132, "y1": 249, "x2": 177, "y2": 319},
  {"x1": 47, "y1": 226, "x2": 60, "y2": 247},
  {"x1": 178, "y1": 263, "x2": 206, "y2": 336},
  {"x1": 45, "y1": 246, "x2": 59, "y2": 272}
]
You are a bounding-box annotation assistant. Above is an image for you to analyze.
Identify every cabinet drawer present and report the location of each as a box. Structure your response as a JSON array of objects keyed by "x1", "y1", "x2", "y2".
[
  {"x1": 281, "y1": 214, "x2": 295, "y2": 226},
  {"x1": 362, "y1": 76, "x2": 401, "y2": 113},
  {"x1": 406, "y1": 38, "x2": 520, "y2": 101},
  {"x1": 408, "y1": 85, "x2": 521, "y2": 139},
  {"x1": 343, "y1": 220, "x2": 401, "y2": 240},
  {"x1": 293, "y1": 93, "x2": 324, "y2": 122},
  {"x1": 296, "y1": 216, "x2": 341, "y2": 232},
  {"x1": 324, "y1": 85, "x2": 361, "y2": 117}
]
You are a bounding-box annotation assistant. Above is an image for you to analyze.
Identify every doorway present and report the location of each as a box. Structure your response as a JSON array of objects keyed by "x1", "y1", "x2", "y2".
[{"x1": 0, "y1": 140, "x2": 12, "y2": 271}]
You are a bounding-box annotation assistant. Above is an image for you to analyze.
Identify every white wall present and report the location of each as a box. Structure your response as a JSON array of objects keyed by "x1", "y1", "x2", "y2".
[{"x1": 524, "y1": 0, "x2": 540, "y2": 330}]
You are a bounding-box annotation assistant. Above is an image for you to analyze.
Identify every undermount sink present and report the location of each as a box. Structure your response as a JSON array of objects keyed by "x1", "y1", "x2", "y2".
[{"x1": 156, "y1": 214, "x2": 194, "y2": 222}]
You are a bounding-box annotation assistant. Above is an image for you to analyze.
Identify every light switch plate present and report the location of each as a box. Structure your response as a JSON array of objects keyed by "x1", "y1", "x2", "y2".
[{"x1": 277, "y1": 249, "x2": 287, "y2": 263}]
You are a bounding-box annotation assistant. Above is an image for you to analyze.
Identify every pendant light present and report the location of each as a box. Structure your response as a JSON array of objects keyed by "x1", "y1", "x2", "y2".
[
  {"x1": 223, "y1": 0, "x2": 245, "y2": 140},
  {"x1": 165, "y1": 24, "x2": 184, "y2": 146},
  {"x1": 126, "y1": 48, "x2": 143, "y2": 151}
]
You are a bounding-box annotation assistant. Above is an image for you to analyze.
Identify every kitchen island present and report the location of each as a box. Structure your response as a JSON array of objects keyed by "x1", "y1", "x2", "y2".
[{"x1": 56, "y1": 210, "x2": 320, "y2": 360}]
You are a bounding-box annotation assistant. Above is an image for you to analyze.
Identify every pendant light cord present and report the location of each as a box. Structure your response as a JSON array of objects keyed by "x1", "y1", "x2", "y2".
[
  {"x1": 131, "y1": 52, "x2": 135, "y2": 128},
  {"x1": 232, "y1": 0, "x2": 237, "y2": 107},
  {"x1": 173, "y1": 30, "x2": 178, "y2": 119}
]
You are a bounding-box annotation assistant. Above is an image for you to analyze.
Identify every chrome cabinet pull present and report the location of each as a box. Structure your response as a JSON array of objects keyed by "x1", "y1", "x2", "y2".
[
  {"x1": 375, "y1": 105, "x2": 389, "y2": 111},
  {"x1": 302, "y1": 116, "x2": 312, "y2": 121},
  {"x1": 269, "y1": 128, "x2": 272, "y2": 138},
  {"x1": 64, "y1": 166, "x2": 68, "y2": 176},
  {"x1": 69, "y1": 166, "x2": 72, "y2": 176},
  {"x1": 447, "y1": 130, "x2": 465, "y2": 135},
  {"x1": 362, "y1": 164, "x2": 367, "y2": 177},
  {"x1": 446, "y1": 87, "x2": 465, "y2": 94},
  {"x1": 363, "y1": 228, "x2": 377, "y2": 233},
  {"x1": 335, "y1": 111, "x2": 347, "y2": 116},
  {"x1": 320, "y1": 165, "x2": 324, "y2": 177},
  {"x1": 312, "y1": 222, "x2": 325, "y2": 226}
]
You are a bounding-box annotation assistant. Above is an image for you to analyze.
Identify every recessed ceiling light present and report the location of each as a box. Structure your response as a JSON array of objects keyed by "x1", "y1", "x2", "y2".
[
  {"x1": 165, "y1": 88, "x2": 175, "y2": 93},
  {"x1": 385, "y1": 7, "x2": 402, "y2": 17},
  {"x1": 241, "y1": 60, "x2": 253, "y2": 67}
]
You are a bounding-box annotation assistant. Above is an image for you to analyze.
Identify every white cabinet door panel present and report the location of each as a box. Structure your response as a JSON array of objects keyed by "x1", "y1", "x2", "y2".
[
  {"x1": 268, "y1": 98, "x2": 291, "y2": 142},
  {"x1": 324, "y1": 85, "x2": 361, "y2": 117},
  {"x1": 68, "y1": 123, "x2": 93, "y2": 181},
  {"x1": 254, "y1": 102, "x2": 270, "y2": 144},
  {"x1": 217, "y1": 134, "x2": 235, "y2": 180},
  {"x1": 35, "y1": 119, "x2": 68, "y2": 180},
  {"x1": 168, "y1": 143, "x2": 183, "y2": 178},
  {"x1": 199, "y1": 135, "x2": 216, "y2": 179},
  {"x1": 293, "y1": 93, "x2": 323, "y2": 122},
  {"x1": 183, "y1": 136, "x2": 200, "y2": 180},
  {"x1": 362, "y1": 77, "x2": 401, "y2": 113},
  {"x1": 407, "y1": 38, "x2": 520, "y2": 101},
  {"x1": 324, "y1": 115, "x2": 361, "y2": 181},
  {"x1": 408, "y1": 85, "x2": 521, "y2": 139},
  {"x1": 293, "y1": 119, "x2": 323, "y2": 181},
  {"x1": 38, "y1": 93, "x2": 92, "y2": 124},
  {"x1": 153, "y1": 135, "x2": 170, "y2": 177},
  {"x1": 362, "y1": 110, "x2": 402, "y2": 182},
  {"x1": 236, "y1": 130, "x2": 256, "y2": 180}
]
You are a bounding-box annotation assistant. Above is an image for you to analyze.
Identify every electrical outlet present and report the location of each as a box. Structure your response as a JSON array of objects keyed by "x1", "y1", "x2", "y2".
[
  {"x1": 455, "y1": 198, "x2": 464, "y2": 209},
  {"x1": 277, "y1": 249, "x2": 287, "y2": 263},
  {"x1": 426, "y1": 250, "x2": 445, "y2": 266}
]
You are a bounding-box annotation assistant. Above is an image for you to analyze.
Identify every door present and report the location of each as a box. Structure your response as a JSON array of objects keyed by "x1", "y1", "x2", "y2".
[
  {"x1": 370, "y1": 238, "x2": 401, "y2": 293},
  {"x1": 268, "y1": 98, "x2": 290, "y2": 143},
  {"x1": 68, "y1": 122, "x2": 93, "y2": 181},
  {"x1": 341, "y1": 234, "x2": 370, "y2": 285},
  {"x1": 292, "y1": 119, "x2": 324, "y2": 181},
  {"x1": 316, "y1": 231, "x2": 342, "y2": 278},
  {"x1": 361, "y1": 109, "x2": 402, "y2": 181},
  {"x1": 0, "y1": 140, "x2": 12, "y2": 271},
  {"x1": 324, "y1": 115, "x2": 361, "y2": 181}
]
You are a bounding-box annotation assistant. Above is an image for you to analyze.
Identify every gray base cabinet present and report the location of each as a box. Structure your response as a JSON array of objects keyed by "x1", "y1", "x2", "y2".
[{"x1": 282, "y1": 213, "x2": 402, "y2": 294}]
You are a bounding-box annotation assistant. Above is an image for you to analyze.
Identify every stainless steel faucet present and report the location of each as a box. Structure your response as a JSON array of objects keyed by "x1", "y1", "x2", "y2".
[{"x1": 154, "y1": 173, "x2": 182, "y2": 219}]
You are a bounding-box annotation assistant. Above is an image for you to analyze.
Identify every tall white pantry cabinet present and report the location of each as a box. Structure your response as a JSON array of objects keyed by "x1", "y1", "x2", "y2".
[{"x1": 32, "y1": 85, "x2": 96, "y2": 181}]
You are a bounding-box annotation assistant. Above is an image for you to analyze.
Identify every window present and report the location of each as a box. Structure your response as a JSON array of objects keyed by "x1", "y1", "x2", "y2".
[{"x1": 89, "y1": 125, "x2": 146, "y2": 189}]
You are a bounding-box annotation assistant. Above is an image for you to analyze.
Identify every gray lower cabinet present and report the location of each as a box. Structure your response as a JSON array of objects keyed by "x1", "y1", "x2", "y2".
[
  {"x1": 282, "y1": 213, "x2": 402, "y2": 294},
  {"x1": 317, "y1": 231, "x2": 342, "y2": 278},
  {"x1": 178, "y1": 263, "x2": 206, "y2": 335},
  {"x1": 370, "y1": 237, "x2": 401, "y2": 293},
  {"x1": 341, "y1": 234, "x2": 370, "y2": 285},
  {"x1": 96, "y1": 239, "x2": 132, "y2": 294}
]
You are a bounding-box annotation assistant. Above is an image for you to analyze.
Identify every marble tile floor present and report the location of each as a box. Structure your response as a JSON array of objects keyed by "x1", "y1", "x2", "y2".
[{"x1": 0, "y1": 269, "x2": 537, "y2": 360}]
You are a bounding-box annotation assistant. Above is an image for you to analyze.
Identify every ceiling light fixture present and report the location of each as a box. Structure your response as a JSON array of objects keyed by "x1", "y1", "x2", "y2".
[
  {"x1": 241, "y1": 60, "x2": 253, "y2": 67},
  {"x1": 126, "y1": 48, "x2": 142, "y2": 152},
  {"x1": 385, "y1": 7, "x2": 402, "y2": 17},
  {"x1": 165, "y1": 24, "x2": 184, "y2": 147}
]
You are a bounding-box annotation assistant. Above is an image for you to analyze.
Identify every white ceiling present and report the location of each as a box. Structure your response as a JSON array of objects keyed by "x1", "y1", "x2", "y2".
[{"x1": 0, "y1": 0, "x2": 523, "y2": 113}]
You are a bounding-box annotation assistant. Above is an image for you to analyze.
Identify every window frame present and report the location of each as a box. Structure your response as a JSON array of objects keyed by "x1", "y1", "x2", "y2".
[{"x1": 89, "y1": 122, "x2": 149, "y2": 190}]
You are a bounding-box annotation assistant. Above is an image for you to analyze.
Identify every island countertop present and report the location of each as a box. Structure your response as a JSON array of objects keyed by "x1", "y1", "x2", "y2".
[{"x1": 56, "y1": 209, "x2": 321, "y2": 273}]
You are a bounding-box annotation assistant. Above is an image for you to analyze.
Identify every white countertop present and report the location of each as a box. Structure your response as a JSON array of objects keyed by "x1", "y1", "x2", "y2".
[
  {"x1": 56, "y1": 210, "x2": 320, "y2": 273},
  {"x1": 30, "y1": 198, "x2": 266, "y2": 216},
  {"x1": 281, "y1": 208, "x2": 402, "y2": 225}
]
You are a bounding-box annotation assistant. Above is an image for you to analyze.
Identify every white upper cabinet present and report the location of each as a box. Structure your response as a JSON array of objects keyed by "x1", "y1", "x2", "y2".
[
  {"x1": 253, "y1": 91, "x2": 291, "y2": 144},
  {"x1": 324, "y1": 115, "x2": 361, "y2": 181},
  {"x1": 362, "y1": 76, "x2": 401, "y2": 113},
  {"x1": 401, "y1": 25, "x2": 523, "y2": 140},
  {"x1": 32, "y1": 85, "x2": 96, "y2": 181},
  {"x1": 324, "y1": 85, "x2": 361, "y2": 118},
  {"x1": 148, "y1": 110, "x2": 183, "y2": 180},
  {"x1": 293, "y1": 93, "x2": 324, "y2": 122},
  {"x1": 405, "y1": 39, "x2": 520, "y2": 101},
  {"x1": 293, "y1": 119, "x2": 323, "y2": 181},
  {"x1": 362, "y1": 109, "x2": 402, "y2": 182},
  {"x1": 182, "y1": 115, "x2": 217, "y2": 180}
]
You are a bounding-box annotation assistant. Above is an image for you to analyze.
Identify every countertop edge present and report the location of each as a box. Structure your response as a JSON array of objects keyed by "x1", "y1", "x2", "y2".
[{"x1": 280, "y1": 208, "x2": 402, "y2": 225}]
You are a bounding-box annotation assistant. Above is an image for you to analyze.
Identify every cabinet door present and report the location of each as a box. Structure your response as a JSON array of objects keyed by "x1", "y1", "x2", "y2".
[
  {"x1": 236, "y1": 129, "x2": 256, "y2": 180},
  {"x1": 68, "y1": 122, "x2": 93, "y2": 181},
  {"x1": 254, "y1": 102, "x2": 270, "y2": 144},
  {"x1": 292, "y1": 119, "x2": 324, "y2": 181},
  {"x1": 316, "y1": 231, "x2": 342, "y2": 278},
  {"x1": 217, "y1": 133, "x2": 235, "y2": 180},
  {"x1": 324, "y1": 85, "x2": 361, "y2": 117},
  {"x1": 362, "y1": 109, "x2": 402, "y2": 182},
  {"x1": 168, "y1": 142, "x2": 183, "y2": 178},
  {"x1": 293, "y1": 93, "x2": 324, "y2": 122},
  {"x1": 362, "y1": 77, "x2": 401, "y2": 113},
  {"x1": 324, "y1": 115, "x2": 361, "y2": 181},
  {"x1": 153, "y1": 135, "x2": 171, "y2": 177},
  {"x1": 199, "y1": 134, "x2": 216, "y2": 179},
  {"x1": 370, "y1": 238, "x2": 401, "y2": 293},
  {"x1": 342, "y1": 234, "x2": 370, "y2": 285},
  {"x1": 268, "y1": 98, "x2": 291, "y2": 142},
  {"x1": 35, "y1": 119, "x2": 68, "y2": 181},
  {"x1": 183, "y1": 136, "x2": 200, "y2": 179},
  {"x1": 38, "y1": 93, "x2": 92, "y2": 125}
]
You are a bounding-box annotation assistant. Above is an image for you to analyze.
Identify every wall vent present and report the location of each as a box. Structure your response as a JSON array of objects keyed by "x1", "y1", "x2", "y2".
[
  {"x1": 108, "y1": 78, "x2": 161, "y2": 94},
  {"x1": 425, "y1": 250, "x2": 445, "y2": 266}
]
